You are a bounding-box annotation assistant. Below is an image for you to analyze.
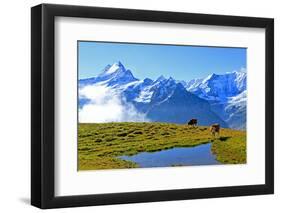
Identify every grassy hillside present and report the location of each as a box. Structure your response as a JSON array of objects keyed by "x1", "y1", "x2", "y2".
[
  {"x1": 78, "y1": 122, "x2": 246, "y2": 170},
  {"x1": 212, "y1": 136, "x2": 246, "y2": 164}
]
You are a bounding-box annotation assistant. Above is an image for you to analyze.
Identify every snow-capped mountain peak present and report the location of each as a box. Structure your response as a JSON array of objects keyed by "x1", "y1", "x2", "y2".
[
  {"x1": 155, "y1": 75, "x2": 166, "y2": 82},
  {"x1": 100, "y1": 61, "x2": 126, "y2": 76},
  {"x1": 100, "y1": 62, "x2": 138, "y2": 86},
  {"x1": 185, "y1": 69, "x2": 247, "y2": 102},
  {"x1": 167, "y1": 76, "x2": 175, "y2": 81},
  {"x1": 79, "y1": 61, "x2": 138, "y2": 87},
  {"x1": 203, "y1": 73, "x2": 217, "y2": 83},
  {"x1": 105, "y1": 63, "x2": 122, "y2": 74}
]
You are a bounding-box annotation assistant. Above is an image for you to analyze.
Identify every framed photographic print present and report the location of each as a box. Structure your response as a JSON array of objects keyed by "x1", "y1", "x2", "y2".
[{"x1": 31, "y1": 3, "x2": 274, "y2": 209}]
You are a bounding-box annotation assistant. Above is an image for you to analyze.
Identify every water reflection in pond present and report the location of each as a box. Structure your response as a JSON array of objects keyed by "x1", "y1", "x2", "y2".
[{"x1": 118, "y1": 143, "x2": 220, "y2": 168}]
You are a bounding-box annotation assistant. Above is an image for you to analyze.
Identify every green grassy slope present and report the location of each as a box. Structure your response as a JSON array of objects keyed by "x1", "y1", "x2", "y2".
[
  {"x1": 212, "y1": 136, "x2": 246, "y2": 164},
  {"x1": 78, "y1": 122, "x2": 246, "y2": 170}
]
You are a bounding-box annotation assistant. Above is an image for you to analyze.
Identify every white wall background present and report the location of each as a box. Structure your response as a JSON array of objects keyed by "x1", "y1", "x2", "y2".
[{"x1": 0, "y1": 0, "x2": 279, "y2": 212}]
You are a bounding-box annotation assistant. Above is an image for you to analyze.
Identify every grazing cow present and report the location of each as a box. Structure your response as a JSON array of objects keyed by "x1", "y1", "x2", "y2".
[
  {"x1": 187, "y1": 119, "x2": 198, "y2": 127},
  {"x1": 210, "y1": 124, "x2": 220, "y2": 137}
]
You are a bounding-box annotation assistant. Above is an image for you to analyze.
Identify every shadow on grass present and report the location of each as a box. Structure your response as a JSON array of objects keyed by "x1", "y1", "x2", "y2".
[{"x1": 219, "y1": 136, "x2": 231, "y2": 141}]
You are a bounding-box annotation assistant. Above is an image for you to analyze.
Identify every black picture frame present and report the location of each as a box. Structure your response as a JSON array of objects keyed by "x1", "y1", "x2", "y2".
[{"x1": 31, "y1": 3, "x2": 274, "y2": 209}]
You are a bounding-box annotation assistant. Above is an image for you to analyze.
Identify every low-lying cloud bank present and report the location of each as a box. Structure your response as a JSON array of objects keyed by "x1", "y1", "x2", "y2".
[{"x1": 79, "y1": 85, "x2": 149, "y2": 123}]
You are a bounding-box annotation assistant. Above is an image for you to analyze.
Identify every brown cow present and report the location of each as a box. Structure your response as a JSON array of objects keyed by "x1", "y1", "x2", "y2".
[
  {"x1": 210, "y1": 124, "x2": 220, "y2": 137},
  {"x1": 187, "y1": 119, "x2": 198, "y2": 127}
]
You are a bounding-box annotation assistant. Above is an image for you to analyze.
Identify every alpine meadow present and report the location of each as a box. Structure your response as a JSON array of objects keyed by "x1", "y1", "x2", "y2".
[{"x1": 78, "y1": 41, "x2": 247, "y2": 171}]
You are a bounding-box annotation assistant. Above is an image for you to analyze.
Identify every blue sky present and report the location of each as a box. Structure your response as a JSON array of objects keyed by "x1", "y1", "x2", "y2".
[{"x1": 78, "y1": 41, "x2": 246, "y2": 81}]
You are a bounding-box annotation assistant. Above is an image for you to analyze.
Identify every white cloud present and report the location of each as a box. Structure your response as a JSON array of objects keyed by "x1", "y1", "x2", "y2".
[{"x1": 79, "y1": 85, "x2": 149, "y2": 123}]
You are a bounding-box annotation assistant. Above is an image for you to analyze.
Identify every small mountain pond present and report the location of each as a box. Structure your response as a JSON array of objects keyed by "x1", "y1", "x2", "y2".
[{"x1": 118, "y1": 142, "x2": 220, "y2": 168}]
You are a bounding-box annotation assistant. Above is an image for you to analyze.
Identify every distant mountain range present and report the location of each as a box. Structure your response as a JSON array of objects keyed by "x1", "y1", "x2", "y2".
[
  {"x1": 79, "y1": 61, "x2": 246, "y2": 129},
  {"x1": 182, "y1": 69, "x2": 247, "y2": 129}
]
